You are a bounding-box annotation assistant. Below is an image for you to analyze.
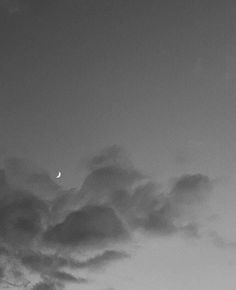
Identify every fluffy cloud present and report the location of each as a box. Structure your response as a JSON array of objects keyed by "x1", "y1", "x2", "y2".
[{"x1": 48, "y1": 148, "x2": 214, "y2": 242}]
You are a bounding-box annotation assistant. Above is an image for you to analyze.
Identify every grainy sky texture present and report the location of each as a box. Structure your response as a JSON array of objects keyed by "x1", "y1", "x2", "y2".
[{"x1": 1, "y1": 1, "x2": 236, "y2": 290}]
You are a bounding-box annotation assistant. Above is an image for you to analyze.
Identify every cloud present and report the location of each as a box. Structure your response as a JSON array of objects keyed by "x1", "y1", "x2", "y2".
[
  {"x1": 0, "y1": 147, "x2": 216, "y2": 289},
  {"x1": 77, "y1": 164, "x2": 143, "y2": 209},
  {"x1": 51, "y1": 271, "x2": 82, "y2": 283},
  {"x1": 0, "y1": 190, "x2": 48, "y2": 248},
  {"x1": 0, "y1": 246, "x2": 9, "y2": 256},
  {"x1": 0, "y1": 159, "x2": 61, "y2": 287},
  {"x1": 50, "y1": 163, "x2": 143, "y2": 225},
  {"x1": 52, "y1": 271, "x2": 79, "y2": 282},
  {"x1": 71, "y1": 250, "x2": 129, "y2": 269},
  {"x1": 51, "y1": 148, "x2": 214, "y2": 240},
  {"x1": 87, "y1": 145, "x2": 133, "y2": 171},
  {"x1": 142, "y1": 174, "x2": 213, "y2": 234},
  {"x1": 43, "y1": 205, "x2": 128, "y2": 247},
  {"x1": 21, "y1": 249, "x2": 129, "y2": 275},
  {"x1": 0, "y1": 267, "x2": 4, "y2": 279},
  {"x1": 170, "y1": 174, "x2": 212, "y2": 205},
  {"x1": 142, "y1": 203, "x2": 177, "y2": 234},
  {"x1": 21, "y1": 252, "x2": 68, "y2": 274},
  {"x1": 31, "y1": 281, "x2": 59, "y2": 290}
]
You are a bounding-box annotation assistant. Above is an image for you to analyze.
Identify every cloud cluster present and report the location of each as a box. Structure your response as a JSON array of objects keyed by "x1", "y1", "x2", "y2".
[{"x1": 0, "y1": 147, "x2": 214, "y2": 289}]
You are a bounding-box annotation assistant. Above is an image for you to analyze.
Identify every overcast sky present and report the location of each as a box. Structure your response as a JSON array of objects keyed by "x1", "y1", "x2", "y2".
[{"x1": 1, "y1": 1, "x2": 236, "y2": 290}]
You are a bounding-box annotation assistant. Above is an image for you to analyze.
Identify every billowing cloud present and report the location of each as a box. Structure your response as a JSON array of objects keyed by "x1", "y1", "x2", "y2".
[
  {"x1": 142, "y1": 174, "x2": 213, "y2": 234},
  {"x1": 49, "y1": 148, "x2": 214, "y2": 241},
  {"x1": 0, "y1": 147, "x2": 216, "y2": 289},
  {"x1": 43, "y1": 205, "x2": 128, "y2": 247}
]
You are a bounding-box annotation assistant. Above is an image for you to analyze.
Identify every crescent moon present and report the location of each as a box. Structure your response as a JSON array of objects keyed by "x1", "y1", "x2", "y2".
[{"x1": 56, "y1": 171, "x2": 61, "y2": 179}]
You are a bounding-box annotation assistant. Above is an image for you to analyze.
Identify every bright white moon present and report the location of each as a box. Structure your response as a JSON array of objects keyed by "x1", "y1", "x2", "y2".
[{"x1": 56, "y1": 171, "x2": 61, "y2": 178}]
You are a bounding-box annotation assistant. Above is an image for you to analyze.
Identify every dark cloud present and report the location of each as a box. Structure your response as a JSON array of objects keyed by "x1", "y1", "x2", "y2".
[
  {"x1": 0, "y1": 246, "x2": 9, "y2": 256},
  {"x1": 44, "y1": 205, "x2": 128, "y2": 247},
  {"x1": 54, "y1": 146, "x2": 144, "y2": 215},
  {"x1": 0, "y1": 147, "x2": 215, "y2": 289},
  {"x1": 0, "y1": 159, "x2": 58, "y2": 288},
  {"x1": 51, "y1": 148, "x2": 213, "y2": 240},
  {"x1": 22, "y1": 249, "x2": 129, "y2": 274},
  {"x1": 0, "y1": 190, "x2": 48, "y2": 247},
  {"x1": 50, "y1": 164, "x2": 143, "y2": 225},
  {"x1": 0, "y1": 267, "x2": 4, "y2": 279},
  {"x1": 21, "y1": 252, "x2": 68, "y2": 274},
  {"x1": 77, "y1": 165, "x2": 143, "y2": 208},
  {"x1": 170, "y1": 174, "x2": 212, "y2": 205},
  {"x1": 142, "y1": 203, "x2": 177, "y2": 234},
  {"x1": 142, "y1": 174, "x2": 213, "y2": 234}
]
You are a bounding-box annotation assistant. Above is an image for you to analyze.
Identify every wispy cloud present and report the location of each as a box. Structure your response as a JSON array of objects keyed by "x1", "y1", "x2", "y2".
[{"x1": 70, "y1": 250, "x2": 129, "y2": 270}]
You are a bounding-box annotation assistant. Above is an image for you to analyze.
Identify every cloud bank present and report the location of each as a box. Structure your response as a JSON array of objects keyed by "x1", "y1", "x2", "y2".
[{"x1": 0, "y1": 146, "x2": 215, "y2": 289}]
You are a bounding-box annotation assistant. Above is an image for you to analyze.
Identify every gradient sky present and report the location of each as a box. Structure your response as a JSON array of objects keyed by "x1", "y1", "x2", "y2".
[{"x1": 1, "y1": 1, "x2": 236, "y2": 290}]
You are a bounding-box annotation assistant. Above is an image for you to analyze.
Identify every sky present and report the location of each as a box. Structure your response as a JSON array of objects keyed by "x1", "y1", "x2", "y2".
[{"x1": 1, "y1": 0, "x2": 236, "y2": 289}]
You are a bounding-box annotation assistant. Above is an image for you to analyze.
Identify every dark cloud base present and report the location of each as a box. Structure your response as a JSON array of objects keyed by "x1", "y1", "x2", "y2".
[{"x1": 0, "y1": 146, "x2": 214, "y2": 289}]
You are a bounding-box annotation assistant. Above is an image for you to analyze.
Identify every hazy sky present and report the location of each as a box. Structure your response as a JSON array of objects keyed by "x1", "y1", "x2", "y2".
[{"x1": 1, "y1": 1, "x2": 236, "y2": 290}]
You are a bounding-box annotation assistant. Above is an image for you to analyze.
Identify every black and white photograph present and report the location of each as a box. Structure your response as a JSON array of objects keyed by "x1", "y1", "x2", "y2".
[{"x1": 0, "y1": 1, "x2": 236, "y2": 289}]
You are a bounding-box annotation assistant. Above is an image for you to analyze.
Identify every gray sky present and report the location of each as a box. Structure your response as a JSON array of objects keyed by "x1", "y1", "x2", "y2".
[{"x1": 1, "y1": 1, "x2": 236, "y2": 290}]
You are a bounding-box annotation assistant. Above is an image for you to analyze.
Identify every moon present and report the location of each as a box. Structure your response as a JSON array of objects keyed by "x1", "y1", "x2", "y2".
[{"x1": 56, "y1": 171, "x2": 61, "y2": 179}]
